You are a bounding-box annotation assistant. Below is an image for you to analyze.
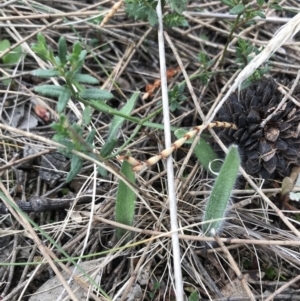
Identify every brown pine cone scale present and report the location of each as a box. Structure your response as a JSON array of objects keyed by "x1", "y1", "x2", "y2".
[{"x1": 214, "y1": 78, "x2": 300, "y2": 179}]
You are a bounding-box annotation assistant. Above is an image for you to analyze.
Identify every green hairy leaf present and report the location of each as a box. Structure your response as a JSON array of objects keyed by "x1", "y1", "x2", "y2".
[
  {"x1": 73, "y1": 73, "x2": 99, "y2": 84},
  {"x1": 79, "y1": 88, "x2": 114, "y2": 100},
  {"x1": 32, "y1": 68, "x2": 60, "y2": 78},
  {"x1": 202, "y1": 145, "x2": 240, "y2": 235},
  {"x1": 57, "y1": 88, "x2": 71, "y2": 113},
  {"x1": 34, "y1": 85, "x2": 67, "y2": 97}
]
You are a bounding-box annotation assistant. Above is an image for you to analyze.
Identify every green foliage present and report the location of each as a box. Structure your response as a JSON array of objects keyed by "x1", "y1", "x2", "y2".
[
  {"x1": 124, "y1": 0, "x2": 158, "y2": 26},
  {"x1": 115, "y1": 160, "x2": 136, "y2": 242},
  {"x1": 235, "y1": 38, "x2": 270, "y2": 88},
  {"x1": 32, "y1": 34, "x2": 104, "y2": 113},
  {"x1": 188, "y1": 290, "x2": 199, "y2": 301},
  {"x1": 264, "y1": 266, "x2": 286, "y2": 281},
  {"x1": 229, "y1": 3, "x2": 245, "y2": 15},
  {"x1": 79, "y1": 88, "x2": 113, "y2": 100},
  {"x1": 124, "y1": 0, "x2": 189, "y2": 27},
  {"x1": 0, "y1": 39, "x2": 22, "y2": 64},
  {"x1": 51, "y1": 115, "x2": 97, "y2": 182},
  {"x1": 174, "y1": 129, "x2": 220, "y2": 174},
  {"x1": 218, "y1": 0, "x2": 281, "y2": 83},
  {"x1": 164, "y1": 13, "x2": 189, "y2": 27},
  {"x1": 0, "y1": 39, "x2": 23, "y2": 85},
  {"x1": 168, "y1": 83, "x2": 187, "y2": 112},
  {"x1": 148, "y1": 282, "x2": 161, "y2": 300},
  {"x1": 98, "y1": 92, "x2": 139, "y2": 176},
  {"x1": 202, "y1": 145, "x2": 240, "y2": 235}
]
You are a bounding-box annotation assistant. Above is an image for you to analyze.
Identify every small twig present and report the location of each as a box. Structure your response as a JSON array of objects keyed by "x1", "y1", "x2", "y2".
[
  {"x1": 100, "y1": 0, "x2": 123, "y2": 27},
  {"x1": 120, "y1": 121, "x2": 237, "y2": 172}
]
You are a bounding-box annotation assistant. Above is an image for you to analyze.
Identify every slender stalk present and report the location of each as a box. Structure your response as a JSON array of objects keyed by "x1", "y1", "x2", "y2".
[{"x1": 156, "y1": 1, "x2": 184, "y2": 300}]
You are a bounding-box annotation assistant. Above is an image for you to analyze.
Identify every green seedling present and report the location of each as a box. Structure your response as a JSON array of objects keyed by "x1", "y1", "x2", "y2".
[{"x1": 124, "y1": 0, "x2": 189, "y2": 27}]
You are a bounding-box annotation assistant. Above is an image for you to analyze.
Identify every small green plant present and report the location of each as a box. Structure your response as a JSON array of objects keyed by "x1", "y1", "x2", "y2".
[
  {"x1": 235, "y1": 38, "x2": 270, "y2": 88},
  {"x1": 168, "y1": 83, "x2": 187, "y2": 112},
  {"x1": 0, "y1": 39, "x2": 23, "y2": 85},
  {"x1": 148, "y1": 282, "x2": 161, "y2": 300},
  {"x1": 32, "y1": 33, "x2": 112, "y2": 114},
  {"x1": 31, "y1": 34, "x2": 141, "y2": 241},
  {"x1": 124, "y1": 0, "x2": 189, "y2": 27},
  {"x1": 219, "y1": 0, "x2": 281, "y2": 84},
  {"x1": 202, "y1": 144, "x2": 240, "y2": 235}
]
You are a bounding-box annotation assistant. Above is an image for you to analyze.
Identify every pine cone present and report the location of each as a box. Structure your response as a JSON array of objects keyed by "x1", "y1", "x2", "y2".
[{"x1": 214, "y1": 78, "x2": 300, "y2": 179}]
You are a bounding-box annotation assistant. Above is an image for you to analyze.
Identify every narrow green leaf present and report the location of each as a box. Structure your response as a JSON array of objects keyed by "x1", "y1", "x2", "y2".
[
  {"x1": 202, "y1": 145, "x2": 240, "y2": 235},
  {"x1": 109, "y1": 92, "x2": 139, "y2": 138},
  {"x1": 73, "y1": 73, "x2": 99, "y2": 84},
  {"x1": 100, "y1": 138, "x2": 118, "y2": 158},
  {"x1": 57, "y1": 88, "x2": 71, "y2": 113},
  {"x1": 66, "y1": 155, "x2": 83, "y2": 183},
  {"x1": 31, "y1": 68, "x2": 60, "y2": 78},
  {"x1": 115, "y1": 160, "x2": 136, "y2": 241},
  {"x1": 90, "y1": 99, "x2": 118, "y2": 114},
  {"x1": 79, "y1": 88, "x2": 114, "y2": 100},
  {"x1": 85, "y1": 129, "x2": 96, "y2": 146},
  {"x1": 229, "y1": 3, "x2": 245, "y2": 14},
  {"x1": 82, "y1": 106, "x2": 92, "y2": 126},
  {"x1": 58, "y1": 36, "x2": 67, "y2": 65},
  {"x1": 34, "y1": 85, "x2": 66, "y2": 97},
  {"x1": 72, "y1": 41, "x2": 82, "y2": 58}
]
